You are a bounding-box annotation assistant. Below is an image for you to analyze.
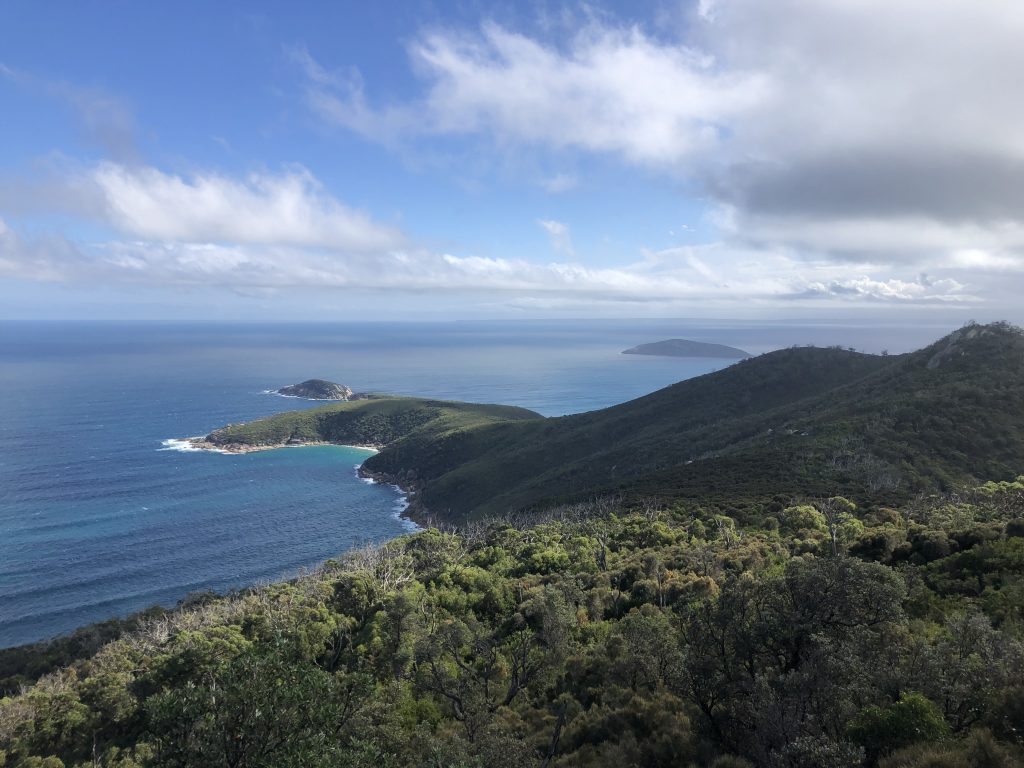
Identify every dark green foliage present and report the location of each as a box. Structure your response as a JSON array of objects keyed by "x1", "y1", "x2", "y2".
[
  {"x1": 0, "y1": 607, "x2": 168, "y2": 696},
  {"x1": 3, "y1": 484, "x2": 1024, "y2": 767},
  {"x1": 849, "y1": 693, "x2": 951, "y2": 761},
  {"x1": 355, "y1": 322, "x2": 1024, "y2": 519},
  {"x1": 145, "y1": 646, "x2": 372, "y2": 767},
  {"x1": 879, "y1": 729, "x2": 1020, "y2": 768}
]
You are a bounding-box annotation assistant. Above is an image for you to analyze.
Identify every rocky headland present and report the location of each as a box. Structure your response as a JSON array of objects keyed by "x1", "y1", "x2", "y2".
[{"x1": 275, "y1": 379, "x2": 356, "y2": 400}]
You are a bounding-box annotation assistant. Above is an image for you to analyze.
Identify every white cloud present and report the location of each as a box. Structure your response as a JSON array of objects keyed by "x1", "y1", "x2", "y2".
[
  {"x1": 538, "y1": 219, "x2": 576, "y2": 259},
  {"x1": 791, "y1": 276, "x2": 969, "y2": 303},
  {"x1": 717, "y1": 208, "x2": 1024, "y2": 266},
  {"x1": 0, "y1": 211, "x2": 978, "y2": 311},
  {"x1": 540, "y1": 173, "x2": 577, "y2": 194},
  {"x1": 300, "y1": 3, "x2": 1024, "y2": 270},
  {"x1": 303, "y1": 22, "x2": 769, "y2": 166},
  {"x1": 90, "y1": 163, "x2": 405, "y2": 252}
]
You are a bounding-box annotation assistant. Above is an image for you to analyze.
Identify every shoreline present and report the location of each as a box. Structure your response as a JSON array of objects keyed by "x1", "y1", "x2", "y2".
[
  {"x1": 160, "y1": 436, "x2": 428, "y2": 526},
  {"x1": 355, "y1": 464, "x2": 429, "y2": 527},
  {"x1": 260, "y1": 390, "x2": 351, "y2": 402},
  {"x1": 162, "y1": 436, "x2": 383, "y2": 454}
]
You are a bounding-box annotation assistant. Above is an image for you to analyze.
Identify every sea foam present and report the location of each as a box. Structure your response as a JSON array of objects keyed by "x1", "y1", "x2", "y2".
[{"x1": 159, "y1": 438, "x2": 230, "y2": 454}]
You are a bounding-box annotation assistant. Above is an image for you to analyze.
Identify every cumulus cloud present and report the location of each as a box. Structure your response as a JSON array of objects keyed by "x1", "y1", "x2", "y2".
[
  {"x1": 787, "y1": 276, "x2": 969, "y2": 303},
  {"x1": 8, "y1": 0, "x2": 1024, "y2": 318},
  {"x1": 0, "y1": 208, "x2": 975, "y2": 311},
  {"x1": 302, "y1": 23, "x2": 769, "y2": 165},
  {"x1": 90, "y1": 163, "x2": 405, "y2": 251},
  {"x1": 300, "y1": 2, "x2": 1024, "y2": 267}
]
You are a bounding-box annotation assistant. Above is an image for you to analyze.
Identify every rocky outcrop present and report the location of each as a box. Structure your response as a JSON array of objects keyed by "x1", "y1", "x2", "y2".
[{"x1": 276, "y1": 379, "x2": 354, "y2": 400}]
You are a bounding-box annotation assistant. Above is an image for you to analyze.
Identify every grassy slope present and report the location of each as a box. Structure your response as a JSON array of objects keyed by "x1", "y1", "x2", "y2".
[
  {"x1": 362, "y1": 324, "x2": 1024, "y2": 519},
  {"x1": 205, "y1": 396, "x2": 542, "y2": 450}
]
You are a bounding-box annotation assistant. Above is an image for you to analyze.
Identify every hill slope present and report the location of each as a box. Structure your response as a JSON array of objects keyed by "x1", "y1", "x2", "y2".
[
  {"x1": 204, "y1": 397, "x2": 541, "y2": 452},
  {"x1": 360, "y1": 323, "x2": 1024, "y2": 518}
]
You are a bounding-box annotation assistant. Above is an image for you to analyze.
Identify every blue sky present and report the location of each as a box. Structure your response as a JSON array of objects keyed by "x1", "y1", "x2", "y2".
[{"x1": 2, "y1": 1, "x2": 1023, "y2": 321}]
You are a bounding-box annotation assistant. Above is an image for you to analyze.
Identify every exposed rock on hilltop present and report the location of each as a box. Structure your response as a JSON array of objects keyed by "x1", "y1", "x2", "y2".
[
  {"x1": 623, "y1": 338, "x2": 752, "y2": 359},
  {"x1": 276, "y1": 379, "x2": 354, "y2": 400},
  {"x1": 925, "y1": 322, "x2": 1003, "y2": 369}
]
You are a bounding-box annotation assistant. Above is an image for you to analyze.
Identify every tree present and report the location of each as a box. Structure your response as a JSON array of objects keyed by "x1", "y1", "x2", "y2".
[
  {"x1": 146, "y1": 646, "x2": 371, "y2": 768},
  {"x1": 848, "y1": 693, "x2": 949, "y2": 762}
]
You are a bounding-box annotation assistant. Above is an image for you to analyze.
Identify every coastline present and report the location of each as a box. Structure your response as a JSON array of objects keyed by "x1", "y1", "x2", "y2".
[
  {"x1": 160, "y1": 436, "x2": 427, "y2": 526},
  {"x1": 260, "y1": 390, "x2": 351, "y2": 402},
  {"x1": 355, "y1": 464, "x2": 429, "y2": 527},
  {"x1": 162, "y1": 436, "x2": 383, "y2": 454}
]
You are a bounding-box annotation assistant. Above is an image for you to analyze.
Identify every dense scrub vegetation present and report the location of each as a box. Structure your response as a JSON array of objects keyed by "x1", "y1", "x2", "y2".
[{"x1": 4, "y1": 478, "x2": 1024, "y2": 767}]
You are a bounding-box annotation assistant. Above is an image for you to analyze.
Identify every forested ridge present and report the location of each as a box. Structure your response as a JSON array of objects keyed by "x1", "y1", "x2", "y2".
[
  {"x1": 3, "y1": 477, "x2": 1024, "y2": 767},
  {"x1": 205, "y1": 323, "x2": 1024, "y2": 520},
  {"x1": 361, "y1": 322, "x2": 1024, "y2": 518}
]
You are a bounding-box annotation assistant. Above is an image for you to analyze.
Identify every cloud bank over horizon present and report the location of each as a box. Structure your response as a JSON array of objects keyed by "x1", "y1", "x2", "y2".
[{"x1": 2, "y1": 1, "x2": 1023, "y2": 319}]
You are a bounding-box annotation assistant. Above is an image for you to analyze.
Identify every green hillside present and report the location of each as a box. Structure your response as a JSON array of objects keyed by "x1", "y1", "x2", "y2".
[
  {"x1": 204, "y1": 396, "x2": 542, "y2": 451},
  {"x1": 198, "y1": 323, "x2": 1024, "y2": 522},
  {"x1": 361, "y1": 323, "x2": 1024, "y2": 519}
]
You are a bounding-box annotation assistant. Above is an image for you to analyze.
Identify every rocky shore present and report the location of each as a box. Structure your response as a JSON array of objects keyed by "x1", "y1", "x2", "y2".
[
  {"x1": 356, "y1": 464, "x2": 428, "y2": 525},
  {"x1": 179, "y1": 437, "x2": 383, "y2": 454},
  {"x1": 274, "y1": 379, "x2": 357, "y2": 400},
  {"x1": 169, "y1": 436, "x2": 425, "y2": 524}
]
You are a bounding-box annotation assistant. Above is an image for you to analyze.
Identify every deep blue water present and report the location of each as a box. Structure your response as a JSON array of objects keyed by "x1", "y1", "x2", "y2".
[{"x1": 0, "y1": 319, "x2": 952, "y2": 647}]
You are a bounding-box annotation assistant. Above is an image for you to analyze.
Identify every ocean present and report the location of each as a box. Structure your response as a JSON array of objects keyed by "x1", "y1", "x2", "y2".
[{"x1": 0, "y1": 318, "x2": 953, "y2": 647}]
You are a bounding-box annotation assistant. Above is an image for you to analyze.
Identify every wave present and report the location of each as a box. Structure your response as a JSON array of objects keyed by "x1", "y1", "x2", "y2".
[
  {"x1": 352, "y1": 465, "x2": 419, "y2": 531},
  {"x1": 391, "y1": 487, "x2": 419, "y2": 531},
  {"x1": 158, "y1": 438, "x2": 230, "y2": 454},
  {"x1": 354, "y1": 465, "x2": 377, "y2": 485},
  {"x1": 261, "y1": 389, "x2": 346, "y2": 402}
]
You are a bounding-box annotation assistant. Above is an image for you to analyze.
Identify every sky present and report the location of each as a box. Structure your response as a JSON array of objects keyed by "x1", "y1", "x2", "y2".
[{"x1": 2, "y1": 0, "x2": 1023, "y2": 323}]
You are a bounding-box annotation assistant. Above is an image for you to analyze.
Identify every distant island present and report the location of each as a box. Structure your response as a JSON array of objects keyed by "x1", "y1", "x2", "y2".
[
  {"x1": 275, "y1": 379, "x2": 355, "y2": 400},
  {"x1": 622, "y1": 338, "x2": 752, "y2": 359}
]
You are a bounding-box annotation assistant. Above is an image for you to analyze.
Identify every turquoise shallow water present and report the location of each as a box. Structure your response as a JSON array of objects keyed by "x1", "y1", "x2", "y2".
[{"x1": 0, "y1": 319, "x2": 949, "y2": 647}]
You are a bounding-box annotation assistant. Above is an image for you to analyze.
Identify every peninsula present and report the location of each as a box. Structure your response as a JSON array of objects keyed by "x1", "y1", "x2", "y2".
[
  {"x1": 202, "y1": 323, "x2": 1024, "y2": 522},
  {"x1": 275, "y1": 379, "x2": 355, "y2": 400},
  {"x1": 622, "y1": 338, "x2": 752, "y2": 358}
]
